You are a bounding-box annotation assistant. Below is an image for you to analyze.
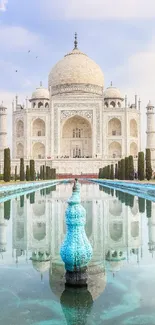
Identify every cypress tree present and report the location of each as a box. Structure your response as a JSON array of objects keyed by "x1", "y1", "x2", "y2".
[
  {"x1": 115, "y1": 164, "x2": 118, "y2": 179},
  {"x1": 98, "y1": 168, "x2": 101, "y2": 178},
  {"x1": 20, "y1": 158, "x2": 25, "y2": 181},
  {"x1": 43, "y1": 165, "x2": 46, "y2": 180},
  {"x1": 138, "y1": 197, "x2": 145, "y2": 213},
  {"x1": 128, "y1": 155, "x2": 134, "y2": 180},
  {"x1": 138, "y1": 151, "x2": 144, "y2": 181},
  {"x1": 107, "y1": 165, "x2": 110, "y2": 179},
  {"x1": 40, "y1": 166, "x2": 43, "y2": 179},
  {"x1": 110, "y1": 164, "x2": 114, "y2": 179},
  {"x1": 120, "y1": 159, "x2": 125, "y2": 180},
  {"x1": 4, "y1": 200, "x2": 11, "y2": 220},
  {"x1": 125, "y1": 157, "x2": 129, "y2": 180},
  {"x1": 30, "y1": 160, "x2": 35, "y2": 181},
  {"x1": 145, "y1": 148, "x2": 152, "y2": 181},
  {"x1": 118, "y1": 161, "x2": 121, "y2": 180},
  {"x1": 4, "y1": 148, "x2": 11, "y2": 182},
  {"x1": 15, "y1": 166, "x2": 17, "y2": 181},
  {"x1": 26, "y1": 165, "x2": 30, "y2": 181}
]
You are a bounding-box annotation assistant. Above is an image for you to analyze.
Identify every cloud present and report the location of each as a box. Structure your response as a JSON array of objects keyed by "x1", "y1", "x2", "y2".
[
  {"x1": 110, "y1": 43, "x2": 155, "y2": 149},
  {"x1": 42, "y1": 0, "x2": 155, "y2": 19},
  {"x1": 0, "y1": 0, "x2": 8, "y2": 11},
  {"x1": 0, "y1": 25, "x2": 41, "y2": 52}
]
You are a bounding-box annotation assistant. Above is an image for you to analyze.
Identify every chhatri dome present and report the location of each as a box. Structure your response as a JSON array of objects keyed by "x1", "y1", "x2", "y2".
[
  {"x1": 31, "y1": 82, "x2": 49, "y2": 101},
  {"x1": 104, "y1": 83, "x2": 123, "y2": 100},
  {"x1": 48, "y1": 33, "x2": 104, "y2": 93}
]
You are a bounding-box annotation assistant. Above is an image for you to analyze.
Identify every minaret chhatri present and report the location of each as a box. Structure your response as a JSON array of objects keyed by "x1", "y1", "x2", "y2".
[
  {"x1": 0, "y1": 102, "x2": 8, "y2": 160},
  {"x1": 146, "y1": 100, "x2": 155, "y2": 163}
]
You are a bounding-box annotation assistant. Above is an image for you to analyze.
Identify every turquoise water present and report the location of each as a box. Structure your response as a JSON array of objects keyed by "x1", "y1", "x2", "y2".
[{"x1": 0, "y1": 182, "x2": 155, "y2": 325}]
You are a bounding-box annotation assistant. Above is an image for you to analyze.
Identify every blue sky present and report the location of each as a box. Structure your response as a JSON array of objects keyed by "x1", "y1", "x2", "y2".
[{"x1": 1, "y1": 0, "x2": 155, "y2": 147}]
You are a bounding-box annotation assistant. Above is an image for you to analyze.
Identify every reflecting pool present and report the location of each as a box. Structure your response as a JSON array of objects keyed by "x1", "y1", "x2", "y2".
[{"x1": 0, "y1": 182, "x2": 155, "y2": 325}]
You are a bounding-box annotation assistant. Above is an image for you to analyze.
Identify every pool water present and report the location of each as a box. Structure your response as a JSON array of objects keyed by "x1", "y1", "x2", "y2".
[{"x1": 0, "y1": 182, "x2": 155, "y2": 325}]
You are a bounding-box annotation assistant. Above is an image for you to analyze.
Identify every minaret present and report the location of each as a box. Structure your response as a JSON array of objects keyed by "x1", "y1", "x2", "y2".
[
  {"x1": 0, "y1": 102, "x2": 8, "y2": 160},
  {"x1": 146, "y1": 101, "x2": 155, "y2": 161}
]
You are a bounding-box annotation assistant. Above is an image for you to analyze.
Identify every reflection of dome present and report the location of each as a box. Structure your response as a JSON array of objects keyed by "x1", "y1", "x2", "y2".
[
  {"x1": 107, "y1": 260, "x2": 124, "y2": 272},
  {"x1": 32, "y1": 260, "x2": 50, "y2": 273},
  {"x1": 31, "y1": 85, "x2": 49, "y2": 100},
  {"x1": 31, "y1": 251, "x2": 50, "y2": 273},
  {"x1": 49, "y1": 260, "x2": 106, "y2": 301},
  {"x1": 48, "y1": 45, "x2": 104, "y2": 94},
  {"x1": 106, "y1": 250, "x2": 125, "y2": 272},
  {"x1": 104, "y1": 86, "x2": 123, "y2": 99}
]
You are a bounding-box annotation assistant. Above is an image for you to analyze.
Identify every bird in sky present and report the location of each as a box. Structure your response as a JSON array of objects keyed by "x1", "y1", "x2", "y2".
[
  {"x1": 15, "y1": 70, "x2": 18, "y2": 72},
  {"x1": 28, "y1": 50, "x2": 31, "y2": 53}
]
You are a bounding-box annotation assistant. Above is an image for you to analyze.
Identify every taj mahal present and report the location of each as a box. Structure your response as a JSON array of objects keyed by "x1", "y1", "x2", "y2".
[{"x1": 1, "y1": 33, "x2": 155, "y2": 174}]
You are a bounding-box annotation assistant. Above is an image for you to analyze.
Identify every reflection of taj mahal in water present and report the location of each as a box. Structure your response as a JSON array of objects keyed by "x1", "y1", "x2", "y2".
[{"x1": 0, "y1": 184, "x2": 155, "y2": 298}]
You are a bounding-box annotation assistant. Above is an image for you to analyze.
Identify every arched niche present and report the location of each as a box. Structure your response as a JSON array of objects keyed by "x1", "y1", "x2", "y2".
[
  {"x1": 33, "y1": 222, "x2": 46, "y2": 241},
  {"x1": 108, "y1": 118, "x2": 121, "y2": 136},
  {"x1": 130, "y1": 119, "x2": 138, "y2": 137},
  {"x1": 17, "y1": 143, "x2": 24, "y2": 158},
  {"x1": 61, "y1": 115, "x2": 92, "y2": 158},
  {"x1": 109, "y1": 141, "x2": 121, "y2": 158},
  {"x1": 131, "y1": 199, "x2": 139, "y2": 215},
  {"x1": 16, "y1": 221, "x2": 24, "y2": 240},
  {"x1": 32, "y1": 202, "x2": 45, "y2": 216},
  {"x1": 45, "y1": 102, "x2": 49, "y2": 108},
  {"x1": 32, "y1": 118, "x2": 45, "y2": 137},
  {"x1": 109, "y1": 222, "x2": 123, "y2": 242},
  {"x1": 105, "y1": 101, "x2": 108, "y2": 108},
  {"x1": 32, "y1": 142, "x2": 45, "y2": 159},
  {"x1": 109, "y1": 200, "x2": 122, "y2": 216},
  {"x1": 16, "y1": 120, "x2": 24, "y2": 137},
  {"x1": 131, "y1": 221, "x2": 139, "y2": 238},
  {"x1": 130, "y1": 142, "x2": 138, "y2": 157},
  {"x1": 110, "y1": 101, "x2": 116, "y2": 108},
  {"x1": 38, "y1": 101, "x2": 43, "y2": 108}
]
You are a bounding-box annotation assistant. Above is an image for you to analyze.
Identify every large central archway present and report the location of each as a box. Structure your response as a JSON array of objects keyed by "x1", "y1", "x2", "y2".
[{"x1": 61, "y1": 115, "x2": 92, "y2": 158}]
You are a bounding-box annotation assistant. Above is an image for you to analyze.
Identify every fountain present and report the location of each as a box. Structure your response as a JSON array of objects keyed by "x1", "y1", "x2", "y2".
[{"x1": 60, "y1": 179, "x2": 93, "y2": 286}]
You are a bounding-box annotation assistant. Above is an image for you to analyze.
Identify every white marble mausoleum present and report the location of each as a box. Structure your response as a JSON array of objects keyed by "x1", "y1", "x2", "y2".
[{"x1": 1, "y1": 34, "x2": 155, "y2": 174}]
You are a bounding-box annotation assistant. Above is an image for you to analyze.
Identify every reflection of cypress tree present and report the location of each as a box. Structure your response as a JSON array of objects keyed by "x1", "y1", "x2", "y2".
[
  {"x1": 124, "y1": 192, "x2": 134, "y2": 207},
  {"x1": 128, "y1": 194, "x2": 134, "y2": 208},
  {"x1": 4, "y1": 200, "x2": 11, "y2": 220},
  {"x1": 30, "y1": 192, "x2": 35, "y2": 204},
  {"x1": 20, "y1": 195, "x2": 24, "y2": 208},
  {"x1": 115, "y1": 190, "x2": 119, "y2": 198},
  {"x1": 51, "y1": 185, "x2": 56, "y2": 191},
  {"x1": 26, "y1": 193, "x2": 30, "y2": 199},
  {"x1": 46, "y1": 187, "x2": 51, "y2": 195},
  {"x1": 146, "y1": 200, "x2": 152, "y2": 218},
  {"x1": 138, "y1": 197, "x2": 145, "y2": 213},
  {"x1": 118, "y1": 191, "x2": 125, "y2": 203},
  {"x1": 99, "y1": 185, "x2": 102, "y2": 191},
  {"x1": 110, "y1": 188, "x2": 114, "y2": 196}
]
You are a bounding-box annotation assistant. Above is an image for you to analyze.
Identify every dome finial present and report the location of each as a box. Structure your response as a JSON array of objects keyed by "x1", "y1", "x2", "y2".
[
  {"x1": 110, "y1": 81, "x2": 113, "y2": 87},
  {"x1": 40, "y1": 81, "x2": 42, "y2": 87},
  {"x1": 74, "y1": 32, "x2": 78, "y2": 49}
]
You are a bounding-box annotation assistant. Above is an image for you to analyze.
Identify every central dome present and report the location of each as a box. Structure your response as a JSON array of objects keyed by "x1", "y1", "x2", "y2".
[{"x1": 48, "y1": 40, "x2": 104, "y2": 95}]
